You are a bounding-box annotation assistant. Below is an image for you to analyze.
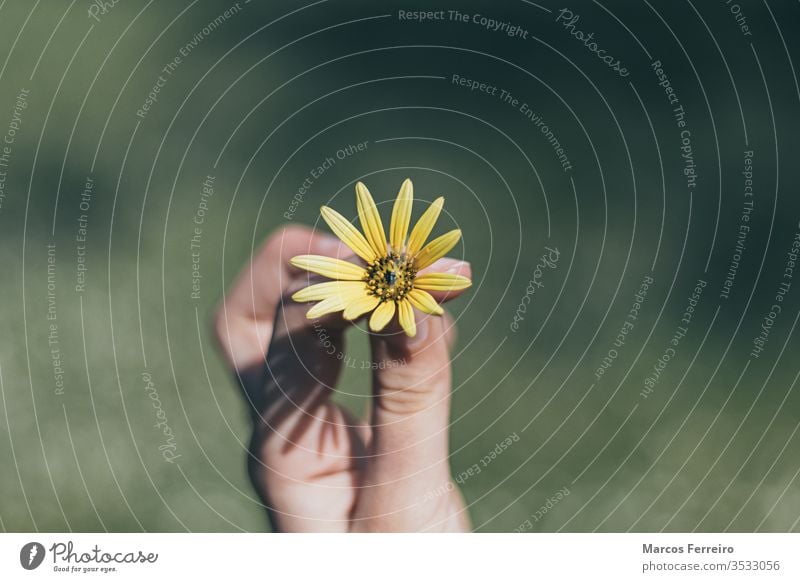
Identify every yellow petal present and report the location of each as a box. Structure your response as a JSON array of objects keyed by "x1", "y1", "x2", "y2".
[
  {"x1": 390, "y1": 178, "x2": 413, "y2": 252},
  {"x1": 320, "y1": 206, "x2": 377, "y2": 262},
  {"x1": 355, "y1": 182, "x2": 387, "y2": 257},
  {"x1": 407, "y1": 289, "x2": 444, "y2": 315},
  {"x1": 407, "y1": 197, "x2": 444, "y2": 256},
  {"x1": 290, "y1": 255, "x2": 367, "y2": 280},
  {"x1": 369, "y1": 300, "x2": 396, "y2": 332},
  {"x1": 414, "y1": 273, "x2": 472, "y2": 291},
  {"x1": 414, "y1": 229, "x2": 462, "y2": 269},
  {"x1": 343, "y1": 294, "x2": 380, "y2": 320},
  {"x1": 397, "y1": 300, "x2": 416, "y2": 337},
  {"x1": 305, "y1": 295, "x2": 349, "y2": 319},
  {"x1": 292, "y1": 281, "x2": 365, "y2": 302}
]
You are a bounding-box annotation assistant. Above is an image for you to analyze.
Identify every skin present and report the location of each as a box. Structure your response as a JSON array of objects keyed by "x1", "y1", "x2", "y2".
[{"x1": 214, "y1": 225, "x2": 472, "y2": 532}]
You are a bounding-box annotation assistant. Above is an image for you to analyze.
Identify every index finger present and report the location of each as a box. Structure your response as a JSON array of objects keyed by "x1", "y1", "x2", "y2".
[{"x1": 214, "y1": 224, "x2": 339, "y2": 372}]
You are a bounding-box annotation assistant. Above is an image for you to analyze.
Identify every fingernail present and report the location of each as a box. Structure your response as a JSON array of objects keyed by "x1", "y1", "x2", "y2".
[
  {"x1": 407, "y1": 316, "x2": 430, "y2": 349},
  {"x1": 445, "y1": 260, "x2": 470, "y2": 274}
]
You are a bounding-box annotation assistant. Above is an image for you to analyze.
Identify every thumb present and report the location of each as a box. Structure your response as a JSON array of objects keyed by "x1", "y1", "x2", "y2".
[
  {"x1": 370, "y1": 312, "x2": 455, "y2": 432},
  {"x1": 352, "y1": 312, "x2": 458, "y2": 530},
  {"x1": 351, "y1": 258, "x2": 472, "y2": 531},
  {"x1": 366, "y1": 257, "x2": 471, "y2": 464}
]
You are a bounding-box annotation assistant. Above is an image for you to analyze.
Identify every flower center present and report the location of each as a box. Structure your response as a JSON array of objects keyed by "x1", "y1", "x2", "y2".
[{"x1": 365, "y1": 252, "x2": 416, "y2": 302}]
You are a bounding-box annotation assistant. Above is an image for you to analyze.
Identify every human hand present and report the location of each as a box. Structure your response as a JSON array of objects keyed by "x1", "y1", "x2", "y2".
[{"x1": 214, "y1": 225, "x2": 472, "y2": 532}]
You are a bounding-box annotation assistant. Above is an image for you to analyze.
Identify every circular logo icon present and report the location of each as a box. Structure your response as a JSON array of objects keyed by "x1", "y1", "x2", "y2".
[{"x1": 19, "y1": 542, "x2": 45, "y2": 570}]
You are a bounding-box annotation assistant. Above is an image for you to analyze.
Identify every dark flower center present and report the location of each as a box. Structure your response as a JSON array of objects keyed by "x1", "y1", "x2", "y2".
[{"x1": 365, "y1": 252, "x2": 416, "y2": 302}]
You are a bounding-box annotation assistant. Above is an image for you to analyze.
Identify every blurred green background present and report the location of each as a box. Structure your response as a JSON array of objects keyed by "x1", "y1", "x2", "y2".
[{"x1": 1, "y1": 0, "x2": 799, "y2": 532}]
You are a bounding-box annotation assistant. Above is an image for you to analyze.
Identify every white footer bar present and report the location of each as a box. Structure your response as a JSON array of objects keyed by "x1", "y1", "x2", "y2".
[{"x1": 1, "y1": 533, "x2": 797, "y2": 581}]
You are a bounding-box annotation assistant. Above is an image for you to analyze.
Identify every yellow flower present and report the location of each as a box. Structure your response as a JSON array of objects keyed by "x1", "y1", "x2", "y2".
[{"x1": 290, "y1": 179, "x2": 471, "y2": 337}]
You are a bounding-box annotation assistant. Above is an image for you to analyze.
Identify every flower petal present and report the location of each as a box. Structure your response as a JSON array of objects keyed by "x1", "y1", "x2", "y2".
[
  {"x1": 407, "y1": 289, "x2": 444, "y2": 315},
  {"x1": 390, "y1": 178, "x2": 413, "y2": 252},
  {"x1": 305, "y1": 295, "x2": 350, "y2": 319},
  {"x1": 343, "y1": 294, "x2": 380, "y2": 320},
  {"x1": 292, "y1": 281, "x2": 366, "y2": 302},
  {"x1": 369, "y1": 300, "x2": 396, "y2": 332},
  {"x1": 414, "y1": 229, "x2": 462, "y2": 269},
  {"x1": 414, "y1": 273, "x2": 472, "y2": 291},
  {"x1": 320, "y1": 205, "x2": 377, "y2": 262},
  {"x1": 355, "y1": 182, "x2": 387, "y2": 257},
  {"x1": 407, "y1": 196, "x2": 444, "y2": 256},
  {"x1": 290, "y1": 255, "x2": 367, "y2": 280},
  {"x1": 397, "y1": 299, "x2": 416, "y2": 337}
]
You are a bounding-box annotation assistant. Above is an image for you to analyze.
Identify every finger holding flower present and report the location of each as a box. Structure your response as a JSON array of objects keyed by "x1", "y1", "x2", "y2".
[{"x1": 215, "y1": 178, "x2": 473, "y2": 532}]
